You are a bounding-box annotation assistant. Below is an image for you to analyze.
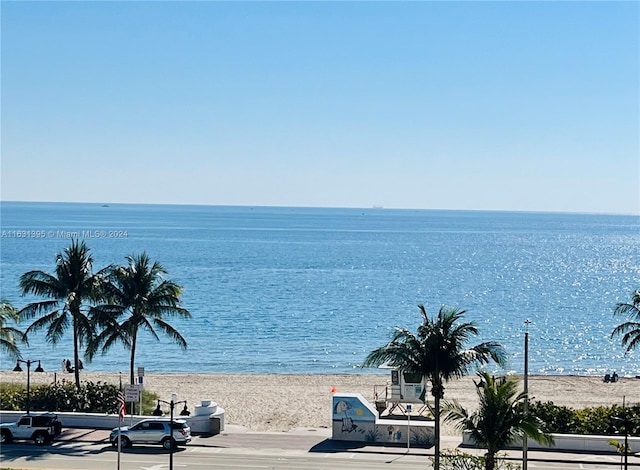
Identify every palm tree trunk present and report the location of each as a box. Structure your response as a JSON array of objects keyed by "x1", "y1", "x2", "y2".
[
  {"x1": 73, "y1": 319, "x2": 80, "y2": 390},
  {"x1": 485, "y1": 452, "x2": 496, "y2": 470},
  {"x1": 434, "y1": 393, "x2": 440, "y2": 470},
  {"x1": 129, "y1": 331, "x2": 137, "y2": 385}
]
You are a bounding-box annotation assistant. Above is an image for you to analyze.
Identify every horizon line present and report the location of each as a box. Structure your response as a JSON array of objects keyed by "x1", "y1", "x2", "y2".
[{"x1": 0, "y1": 199, "x2": 638, "y2": 217}]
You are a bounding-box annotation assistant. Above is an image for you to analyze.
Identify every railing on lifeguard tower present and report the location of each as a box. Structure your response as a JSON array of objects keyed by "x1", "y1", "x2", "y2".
[{"x1": 374, "y1": 369, "x2": 428, "y2": 415}]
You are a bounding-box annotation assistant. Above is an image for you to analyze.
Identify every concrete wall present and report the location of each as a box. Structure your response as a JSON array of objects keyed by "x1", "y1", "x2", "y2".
[
  {"x1": 462, "y1": 430, "x2": 640, "y2": 453},
  {"x1": 0, "y1": 407, "x2": 225, "y2": 435}
]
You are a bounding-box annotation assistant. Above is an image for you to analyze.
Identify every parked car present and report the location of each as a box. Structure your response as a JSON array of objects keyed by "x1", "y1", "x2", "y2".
[
  {"x1": 110, "y1": 418, "x2": 191, "y2": 449},
  {"x1": 0, "y1": 413, "x2": 62, "y2": 445}
]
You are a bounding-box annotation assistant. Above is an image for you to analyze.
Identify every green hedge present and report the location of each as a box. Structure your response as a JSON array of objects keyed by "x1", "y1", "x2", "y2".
[
  {"x1": 0, "y1": 381, "x2": 159, "y2": 415},
  {"x1": 529, "y1": 401, "x2": 640, "y2": 436}
]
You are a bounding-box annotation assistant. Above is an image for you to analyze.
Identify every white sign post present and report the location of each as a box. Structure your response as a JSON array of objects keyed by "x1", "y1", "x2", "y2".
[
  {"x1": 125, "y1": 384, "x2": 141, "y2": 424},
  {"x1": 137, "y1": 367, "x2": 145, "y2": 417},
  {"x1": 124, "y1": 384, "x2": 140, "y2": 402},
  {"x1": 406, "y1": 403, "x2": 412, "y2": 449}
]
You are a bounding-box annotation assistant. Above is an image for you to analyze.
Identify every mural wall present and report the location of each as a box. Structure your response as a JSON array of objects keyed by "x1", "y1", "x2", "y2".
[{"x1": 332, "y1": 393, "x2": 434, "y2": 447}]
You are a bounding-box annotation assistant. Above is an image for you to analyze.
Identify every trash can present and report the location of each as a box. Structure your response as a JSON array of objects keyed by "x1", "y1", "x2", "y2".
[{"x1": 209, "y1": 416, "x2": 221, "y2": 435}]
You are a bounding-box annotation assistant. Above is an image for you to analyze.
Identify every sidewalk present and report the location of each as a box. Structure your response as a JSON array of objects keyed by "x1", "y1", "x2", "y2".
[{"x1": 58, "y1": 426, "x2": 640, "y2": 467}]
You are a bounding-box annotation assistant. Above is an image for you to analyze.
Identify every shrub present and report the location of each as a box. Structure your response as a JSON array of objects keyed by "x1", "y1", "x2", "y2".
[
  {"x1": 0, "y1": 380, "x2": 159, "y2": 415},
  {"x1": 438, "y1": 449, "x2": 520, "y2": 470},
  {"x1": 0, "y1": 382, "x2": 25, "y2": 411},
  {"x1": 528, "y1": 401, "x2": 640, "y2": 436}
]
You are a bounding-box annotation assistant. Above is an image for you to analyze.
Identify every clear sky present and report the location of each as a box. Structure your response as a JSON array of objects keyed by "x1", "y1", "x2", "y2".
[{"x1": 1, "y1": 1, "x2": 638, "y2": 214}]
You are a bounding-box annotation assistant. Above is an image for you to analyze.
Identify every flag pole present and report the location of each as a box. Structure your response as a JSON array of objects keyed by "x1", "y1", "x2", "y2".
[
  {"x1": 117, "y1": 389, "x2": 126, "y2": 470},
  {"x1": 117, "y1": 420, "x2": 121, "y2": 470}
]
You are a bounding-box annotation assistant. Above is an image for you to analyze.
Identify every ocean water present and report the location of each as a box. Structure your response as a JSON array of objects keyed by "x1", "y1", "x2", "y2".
[{"x1": 0, "y1": 202, "x2": 638, "y2": 377}]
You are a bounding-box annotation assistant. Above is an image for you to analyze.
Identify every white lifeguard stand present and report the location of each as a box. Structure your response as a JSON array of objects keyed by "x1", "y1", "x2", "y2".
[
  {"x1": 389, "y1": 369, "x2": 426, "y2": 403},
  {"x1": 374, "y1": 368, "x2": 429, "y2": 415}
]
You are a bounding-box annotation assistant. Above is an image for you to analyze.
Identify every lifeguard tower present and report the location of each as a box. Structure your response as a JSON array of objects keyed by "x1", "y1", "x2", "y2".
[{"x1": 373, "y1": 368, "x2": 429, "y2": 416}]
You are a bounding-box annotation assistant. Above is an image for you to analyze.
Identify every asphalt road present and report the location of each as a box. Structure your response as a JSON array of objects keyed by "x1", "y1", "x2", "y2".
[{"x1": 0, "y1": 427, "x2": 639, "y2": 470}]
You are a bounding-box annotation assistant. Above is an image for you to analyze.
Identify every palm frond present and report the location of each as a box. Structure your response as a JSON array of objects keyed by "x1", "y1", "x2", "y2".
[
  {"x1": 0, "y1": 337, "x2": 22, "y2": 359},
  {"x1": 612, "y1": 289, "x2": 640, "y2": 353},
  {"x1": 444, "y1": 371, "x2": 553, "y2": 455},
  {"x1": 152, "y1": 318, "x2": 188, "y2": 349},
  {"x1": 0, "y1": 301, "x2": 20, "y2": 324},
  {"x1": 442, "y1": 399, "x2": 469, "y2": 428},
  {"x1": 19, "y1": 271, "x2": 64, "y2": 298}
]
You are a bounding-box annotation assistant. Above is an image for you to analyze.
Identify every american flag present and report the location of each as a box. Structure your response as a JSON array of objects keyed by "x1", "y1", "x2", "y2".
[{"x1": 117, "y1": 391, "x2": 126, "y2": 421}]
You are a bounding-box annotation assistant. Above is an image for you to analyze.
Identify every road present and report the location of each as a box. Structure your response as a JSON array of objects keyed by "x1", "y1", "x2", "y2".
[{"x1": 0, "y1": 439, "x2": 636, "y2": 470}]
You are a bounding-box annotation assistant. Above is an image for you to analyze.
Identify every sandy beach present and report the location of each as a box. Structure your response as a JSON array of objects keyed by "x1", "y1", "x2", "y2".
[{"x1": 1, "y1": 371, "x2": 638, "y2": 434}]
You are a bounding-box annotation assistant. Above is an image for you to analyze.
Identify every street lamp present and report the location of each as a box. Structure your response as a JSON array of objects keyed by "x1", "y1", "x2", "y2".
[
  {"x1": 13, "y1": 359, "x2": 44, "y2": 414},
  {"x1": 155, "y1": 394, "x2": 188, "y2": 470},
  {"x1": 523, "y1": 319, "x2": 531, "y2": 470},
  {"x1": 610, "y1": 396, "x2": 634, "y2": 470}
]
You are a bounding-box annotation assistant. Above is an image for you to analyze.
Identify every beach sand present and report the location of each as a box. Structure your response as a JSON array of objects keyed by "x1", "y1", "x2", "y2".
[{"x1": 1, "y1": 371, "x2": 637, "y2": 434}]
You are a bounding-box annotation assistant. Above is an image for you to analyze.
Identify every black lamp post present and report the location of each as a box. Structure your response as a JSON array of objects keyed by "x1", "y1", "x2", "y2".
[
  {"x1": 523, "y1": 319, "x2": 531, "y2": 470},
  {"x1": 13, "y1": 359, "x2": 44, "y2": 414},
  {"x1": 611, "y1": 396, "x2": 633, "y2": 470},
  {"x1": 155, "y1": 394, "x2": 188, "y2": 470}
]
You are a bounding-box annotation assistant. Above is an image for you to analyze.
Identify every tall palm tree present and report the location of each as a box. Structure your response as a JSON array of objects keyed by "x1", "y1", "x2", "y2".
[
  {"x1": 92, "y1": 253, "x2": 191, "y2": 385},
  {"x1": 443, "y1": 372, "x2": 554, "y2": 470},
  {"x1": 0, "y1": 301, "x2": 26, "y2": 360},
  {"x1": 19, "y1": 240, "x2": 111, "y2": 389},
  {"x1": 611, "y1": 289, "x2": 640, "y2": 353},
  {"x1": 363, "y1": 305, "x2": 507, "y2": 470}
]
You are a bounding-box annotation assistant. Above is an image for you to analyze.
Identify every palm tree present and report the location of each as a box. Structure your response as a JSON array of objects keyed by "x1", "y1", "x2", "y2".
[
  {"x1": 92, "y1": 252, "x2": 191, "y2": 385},
  {"x1": 0, "y1": 301, "x2": 26, "y2": 360},
  {"x1": 363, "y1": 305, "x2": 507, "y2": 470},
  {"x1": 19, "y1": 240, "x2": 111, "y2": 389},
  {"x1": 611, "y1": 289, "x2": 640, "y2": 353},
  {"x1": 443, "y1": 371, "x2": 554, "y2": 470}
]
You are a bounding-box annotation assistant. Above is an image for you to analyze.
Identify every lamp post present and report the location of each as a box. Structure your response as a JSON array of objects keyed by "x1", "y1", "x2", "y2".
[
  {"x1": 13, "y1": 359, "x2": 44, "y2": 415},
  {"x1": 155, "y1": 394, "x2": 188, "y2": 470},
  {"x1": 611, "y1": 396, "x2": 631, "y2": 470},
  {"x1": 523, "y1": 320, "x2": 531, "y2": 470}
]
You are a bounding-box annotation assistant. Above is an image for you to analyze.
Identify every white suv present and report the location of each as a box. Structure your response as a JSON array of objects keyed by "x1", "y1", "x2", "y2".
[
  {"x1": 110, "y1": 418, "x2": 191, "y2": 449},
  {"x1": 0, "y1": 413, "x2": 62, "y2": 445}
]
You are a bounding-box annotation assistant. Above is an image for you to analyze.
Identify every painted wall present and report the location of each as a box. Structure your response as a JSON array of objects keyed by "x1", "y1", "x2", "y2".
[{"x1": 332, "y1": 392, "x2": 434, "y2": 447}]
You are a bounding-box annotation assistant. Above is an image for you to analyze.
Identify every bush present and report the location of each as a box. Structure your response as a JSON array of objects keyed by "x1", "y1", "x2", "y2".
[
  {"x1": 528, "y1": 401, "x2": 640, "y2": 436},
  {"x1": 0, "y1": 380, "x2": 159, "y2": 415},
  {"x1": 0, "y1": 382, "x2": 25, "y2": 411},
  {"x1": 438, "y1": 449, "x2": 520, "y2": 470}
]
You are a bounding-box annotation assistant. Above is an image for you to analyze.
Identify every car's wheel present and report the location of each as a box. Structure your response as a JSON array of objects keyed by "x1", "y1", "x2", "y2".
[
  {"x1": 162, "y1": 437, "x2": 175, "y2": 450},
  {"x1": 120, "y1": 436, "x2": 131, "y2": 448},
  {"x1": 33, "y1": 432, "x2": 50, "y2": 445},
  {"x1": 1, "y1": 429, "x2": 13, "y2": 444}
]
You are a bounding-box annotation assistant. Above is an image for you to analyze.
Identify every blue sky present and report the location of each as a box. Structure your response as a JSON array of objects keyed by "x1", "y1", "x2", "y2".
[{"x1": 1, "y1": 1, "x2": 638, "y2": 214}]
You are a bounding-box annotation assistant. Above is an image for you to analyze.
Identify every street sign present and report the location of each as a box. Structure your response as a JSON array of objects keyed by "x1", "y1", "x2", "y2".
[
  {"x1": 124, "y1": 384, "x2": 140, "y2": 402},
  {"x1": 137, "y1": 367, "x2": 145, "y2": 377}
]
